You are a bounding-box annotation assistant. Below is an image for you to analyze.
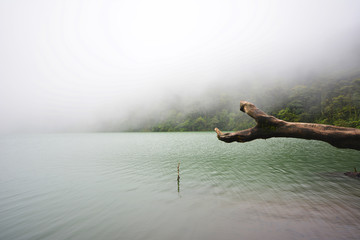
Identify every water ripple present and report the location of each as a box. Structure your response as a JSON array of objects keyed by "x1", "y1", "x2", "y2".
[{"x1": 0, "y1": 133, "x2": 359, "y2": 240}]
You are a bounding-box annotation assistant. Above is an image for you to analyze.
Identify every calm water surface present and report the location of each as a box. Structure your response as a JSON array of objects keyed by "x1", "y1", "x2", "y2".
[{"x1": 0, "y1": 132, "x2": 359, "y2": 240}]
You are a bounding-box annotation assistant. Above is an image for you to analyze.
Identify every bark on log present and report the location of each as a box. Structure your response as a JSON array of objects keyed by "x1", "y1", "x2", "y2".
[{"x1": 215, "y1": 101, "x2": 360, "y2": 151}]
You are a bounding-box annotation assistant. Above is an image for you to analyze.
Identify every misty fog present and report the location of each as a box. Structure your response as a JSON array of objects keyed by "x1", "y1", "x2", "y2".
[{"x1": 1, "y1": 0, "x2": 360, "y2": 133}]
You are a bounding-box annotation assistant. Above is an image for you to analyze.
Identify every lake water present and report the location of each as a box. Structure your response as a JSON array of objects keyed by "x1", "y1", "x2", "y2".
[{"x1": 0, "y1": 132, "x2": 359, "y2": 240}]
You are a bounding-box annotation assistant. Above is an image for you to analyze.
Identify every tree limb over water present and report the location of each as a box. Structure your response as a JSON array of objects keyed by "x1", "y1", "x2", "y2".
[{"x1": 215, "y1": 101, "x2": 360, "y2": 150}]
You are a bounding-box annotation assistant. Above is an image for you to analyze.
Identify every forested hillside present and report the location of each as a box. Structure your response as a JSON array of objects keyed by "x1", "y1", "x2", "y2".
[
  {"x1": 131, "y1": 74, "x2": 360, "y2": 132},
  {"x1": 271, "y1": 77, "x2": 360, "y2": 128}
]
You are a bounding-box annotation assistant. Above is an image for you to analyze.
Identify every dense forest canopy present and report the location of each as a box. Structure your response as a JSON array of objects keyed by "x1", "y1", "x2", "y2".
[
  {"x1": 124, "y1": 72, "x2": 360, "y2": 132},
  {"x1": 270, "y1": 76, "x2": 360, "y2": 128}
]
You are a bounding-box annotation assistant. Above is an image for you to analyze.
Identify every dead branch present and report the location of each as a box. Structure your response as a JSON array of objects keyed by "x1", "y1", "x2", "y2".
[{"x1": 215, "y1": 101, "x2": 360, "y2": 150}]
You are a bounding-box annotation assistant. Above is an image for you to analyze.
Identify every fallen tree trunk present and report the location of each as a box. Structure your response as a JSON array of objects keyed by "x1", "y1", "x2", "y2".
[{"x1": 215, "y1": 101, "x2": 360, "y2": 151}]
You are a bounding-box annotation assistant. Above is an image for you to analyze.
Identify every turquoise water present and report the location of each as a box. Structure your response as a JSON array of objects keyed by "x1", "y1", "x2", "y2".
[{"x1": 0, "y1": 132, "x2": 359, "y2": 240}]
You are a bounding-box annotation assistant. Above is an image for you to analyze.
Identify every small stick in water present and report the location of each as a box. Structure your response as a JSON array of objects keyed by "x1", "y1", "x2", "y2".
[
  {"x1": 177, "y1": 162, "x2": 180, "y2": 181},
  {"x1": 177, "y1": 163, "x2": 181, "y2": 193}
]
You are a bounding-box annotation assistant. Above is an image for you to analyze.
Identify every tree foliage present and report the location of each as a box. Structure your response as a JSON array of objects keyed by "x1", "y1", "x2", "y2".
[
  {"x1": 135, "y1": 75, "x2": 360, "y2": 132},
  {"x1": 271, "y1": 78, "x2": 360, "y2": 128}
]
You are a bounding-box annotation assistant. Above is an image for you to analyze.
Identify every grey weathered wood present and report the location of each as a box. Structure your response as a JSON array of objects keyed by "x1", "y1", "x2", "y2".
[{"x1": 215, "y1": 101, "x2": 360, "y2": 150}]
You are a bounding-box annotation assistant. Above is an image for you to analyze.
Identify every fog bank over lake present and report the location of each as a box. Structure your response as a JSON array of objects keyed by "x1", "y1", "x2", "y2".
[{"x1": 1, "y1": 0, "x2": 360, "y2": 133}]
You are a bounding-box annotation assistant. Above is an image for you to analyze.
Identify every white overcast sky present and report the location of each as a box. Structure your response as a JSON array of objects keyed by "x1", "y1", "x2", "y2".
[{"x1": 1, "y1": 0, "x2": 360, "y2": 132}]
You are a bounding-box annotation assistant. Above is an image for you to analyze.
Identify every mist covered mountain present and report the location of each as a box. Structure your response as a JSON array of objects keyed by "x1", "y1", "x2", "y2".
[
  {"x1": 123, "y1": 70, "x2": 360, "y2": 132},
  {"x1": 1, "y1": 1, "x2": 360, "y2": 133}
]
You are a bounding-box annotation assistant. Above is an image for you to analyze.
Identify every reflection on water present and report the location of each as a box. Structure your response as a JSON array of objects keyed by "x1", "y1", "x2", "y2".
[
  {"x1": 177, "y1": 164, "x2": 180, "y2": 194},
  {"x1": 0, "y1": 133, "x2": 359, "y2": 240}
]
